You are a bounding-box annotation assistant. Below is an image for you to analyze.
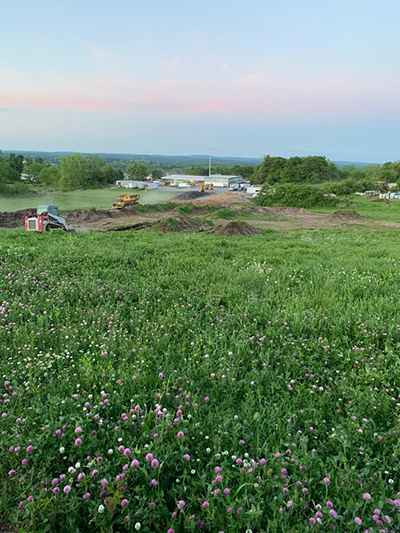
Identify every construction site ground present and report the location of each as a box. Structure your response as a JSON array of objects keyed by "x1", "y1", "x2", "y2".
[{"x1": 2, "y1": 192, "x2": 400, "y2": 234}]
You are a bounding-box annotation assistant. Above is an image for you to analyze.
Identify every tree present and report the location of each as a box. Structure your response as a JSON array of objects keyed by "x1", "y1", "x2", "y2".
[
  {"x1": 87, "y1": 155, "x2": 106, "y2": 185},
  {"x1": 24, "y1": 161, "x2": 46, "y2": 181},
  {"x1": 0, "y1": 161, "x2": 20, "y2": 183},
  {"x1": 102, "y1": 166, "x2": 123, "y2": 184},
  {"x1": 151, "y1": 168, "x2": 163, "y2": 180},
  {"x1": 38, "y1": 165, "x2": 61, "y2": 186},
  {"x1": 59, "y1": 154, "x2": 89, "y2": 190},
  {"x1": 126, "y1": 163, "x2": 148, "y2": 181},
  {"x1": 8, "y1": 153, "x2": 24, "y2": 174}
]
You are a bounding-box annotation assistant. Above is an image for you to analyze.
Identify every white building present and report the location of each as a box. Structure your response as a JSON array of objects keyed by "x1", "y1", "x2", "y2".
[
  {"x1": 204, "y1": 174, "x2": 243, "y2": 188},
  {"x1": 116, "y1": 179, "x2": 158, "y2": 190}
]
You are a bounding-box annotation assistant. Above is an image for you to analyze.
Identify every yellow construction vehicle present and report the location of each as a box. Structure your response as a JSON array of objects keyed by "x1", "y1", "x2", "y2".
[{"x1": 112, "y1": 194, "x2": 140, "y2": 209}]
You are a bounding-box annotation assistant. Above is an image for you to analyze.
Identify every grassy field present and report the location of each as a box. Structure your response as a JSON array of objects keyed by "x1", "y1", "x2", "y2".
[
  {"x1": 0, "y1": 229, "x2": 399, "y2": 532},
  {"x1": 310, "y1": 196, "x2": 400, "y2": 222},
  {"x1": 0, "y1": 188, "x2": 177, "y2": 212}
]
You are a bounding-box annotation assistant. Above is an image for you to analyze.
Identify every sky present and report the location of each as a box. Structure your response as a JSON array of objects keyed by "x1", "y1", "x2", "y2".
[{"x1": 1, "y1": 0, "x2": 400, "y2": 162}]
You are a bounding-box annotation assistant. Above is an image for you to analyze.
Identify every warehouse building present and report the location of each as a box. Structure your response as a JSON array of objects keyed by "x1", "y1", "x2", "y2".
[
  {"x1": 161, "y1": 174, "x2": 243, "y2": 188},
  {"x1": 205, "y1": 174, "x2": 243, "y2": 188}
]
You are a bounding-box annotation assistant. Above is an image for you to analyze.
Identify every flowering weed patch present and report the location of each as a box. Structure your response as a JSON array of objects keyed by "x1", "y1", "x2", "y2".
[{"x1": 0, "y1": 230, "x2": 399, "y2": 532}]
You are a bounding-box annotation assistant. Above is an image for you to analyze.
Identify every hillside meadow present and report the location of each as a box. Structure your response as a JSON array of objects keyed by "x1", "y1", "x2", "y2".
[{"x1": 0, "y1": 229, "x2": 399, "y2": 532}]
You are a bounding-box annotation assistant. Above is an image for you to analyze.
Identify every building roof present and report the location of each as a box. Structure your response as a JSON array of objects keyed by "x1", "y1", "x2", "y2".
[
  {"x1": 208, "y1": 174, "x2": 242, "y2": 179},
  {"x1": 161, "y1": 174, "x2": 206, "y2": 181}
]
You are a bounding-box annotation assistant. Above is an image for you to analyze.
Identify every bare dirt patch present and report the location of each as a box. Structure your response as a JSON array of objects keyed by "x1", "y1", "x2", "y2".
[
  {"x1": 158, "y1": 216, "x2": 213, "y2": 233},
  {"x1": 329, "y1": 210, "x2": 364, "y2": 221},
  {"x1": 215, "y1": 221, "x2": 260, "y2": 236}
]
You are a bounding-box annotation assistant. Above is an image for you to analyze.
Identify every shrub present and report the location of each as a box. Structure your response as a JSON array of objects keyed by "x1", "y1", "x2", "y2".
[{"x1": 255, "y1": 184, "x2": 340, "y2": 208}]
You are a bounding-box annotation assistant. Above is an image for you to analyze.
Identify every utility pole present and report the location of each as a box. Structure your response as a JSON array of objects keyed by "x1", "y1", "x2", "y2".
[{"x1": 208, "y1": 147, "x2": 213, "y2": 176}]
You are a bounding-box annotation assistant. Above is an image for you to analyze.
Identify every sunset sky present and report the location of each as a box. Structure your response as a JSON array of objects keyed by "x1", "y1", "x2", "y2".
[{"x1": 1, "y1": 0, "x2": 400, "y2": 162}]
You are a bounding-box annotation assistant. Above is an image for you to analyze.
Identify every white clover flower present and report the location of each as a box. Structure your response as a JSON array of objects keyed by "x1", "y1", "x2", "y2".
[
  {"x1": 59, "y1": 447, "x2": 65, "y2": 453},
  {"x1": 191, "y1": 469, "x2": 196, "y2": 474},
  {"x1": 206, "y1": 448, "x2": 211, "y2": 453},
  {"x1": 75, "y1": 462, "x2": 81, "y2": 469},
  {"x1": 98, "y1": 504, "x2": 105, "y2": 513},
  {"x1": 135, "y1": 523, "x2": 141, "y2": 531},
  {"x1": 108, "y1": 449, "x2": 113, "y2": 455}
]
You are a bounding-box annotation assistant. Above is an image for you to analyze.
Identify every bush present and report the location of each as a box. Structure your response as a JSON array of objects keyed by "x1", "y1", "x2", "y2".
[{"x1": 255, "y1": 184, "x2": 340, "y2": 208}]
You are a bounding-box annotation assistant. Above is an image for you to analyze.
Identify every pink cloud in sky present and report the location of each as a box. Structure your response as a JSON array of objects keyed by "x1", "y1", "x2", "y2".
[{"x1": 1, "y1": 69, "x2": 399, "y2": 119}]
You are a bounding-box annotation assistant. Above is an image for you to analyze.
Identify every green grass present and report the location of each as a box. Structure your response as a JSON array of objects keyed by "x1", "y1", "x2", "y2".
[
  {"x1": 0, "y1": 188, "x2": 177, "y2": 212},
  {"x1": 310, "y1": 195, "x2": 400, "y2": 222},
  {"x1": 0, "y1": 229, "x2": 399, "y2": 532}
]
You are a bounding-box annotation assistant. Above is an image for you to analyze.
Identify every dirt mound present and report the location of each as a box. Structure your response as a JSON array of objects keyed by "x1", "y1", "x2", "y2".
[
  {"x1": 174, "y1": 191, "x2": 205, "y2": 201},
  {"x1": 330, "y1": 210, "x2": 363, "y2": 221},
  {"x1": 215, "y1": 221, "x2": 260, "y2": 236},
  {"x1": 265, "y1": 206, "x2": 311, "y2": 216},
  {"x1": 158, "y1": 216, "x2": 212, "y2": 233},
  {"x1": 0, "y1": 209, "x2": 33, "y2": 228}
]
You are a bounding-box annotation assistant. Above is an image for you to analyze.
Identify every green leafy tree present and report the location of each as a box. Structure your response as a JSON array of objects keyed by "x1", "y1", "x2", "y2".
[
  {"x1": 24, "y1": 161, "x2": 46, "y2": 181},
  {"x1": 87, "y1": 155, "x2": 106, "y2": 185},
  {"x1": 126, "y1": 163, "x2": 148, "y2": 181},
  {"x1": 102, "y1": 166, "x2": 124, "y2": 184},
  {"x1": 0, "y1": 161, "x2": 20, "y2": 183},
  {"x1": 151, "y1": 168, "x2": 163, "y2": 180},
  {"x1": 59, "y1": 154, "x2": 89, "y2": 190},
  {"x1": 8, "y1": 153, "x2": 24, "y2": 174},
  {"x1": 38, "y1": 165, "x2": 61, "y2": 186}
]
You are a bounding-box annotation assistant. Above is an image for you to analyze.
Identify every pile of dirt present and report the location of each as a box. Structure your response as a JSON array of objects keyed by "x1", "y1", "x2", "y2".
[
  {"x1": 102, "y1": 222, "x2": 154, "y2": 232},
  {"x1": 0, "y1": 209, "x2": 33, "y2": 228},
  {"x1": 0, "y1": 208, "x2": 131, "y2": 229},
  {"x1": 329, "y1": 210, "x2": 364, "y2": 221},
  {"x1": 173, "y1": 191, "x2": 205, "y2": 201},
  {"x1": 178, "y1": 193, "x2": 251, "y2": 206},
  {"x1": 215, "y1": 221, "x2": 260, "y2": 236},
  {"x1": 158, "y1": 215, "x2": 213, "y2": 233},
  {"x1": 264, "y1": 206, "x2": 311, "y2": 216}
]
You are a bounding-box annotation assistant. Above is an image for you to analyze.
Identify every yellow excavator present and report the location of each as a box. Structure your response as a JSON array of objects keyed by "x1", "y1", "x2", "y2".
[
  {"x1": 200, "y1": 183, "x2": 213, "y2": 193},
  {"x1": 112, "y1": 194, "x2": 140, "y2": 209}
]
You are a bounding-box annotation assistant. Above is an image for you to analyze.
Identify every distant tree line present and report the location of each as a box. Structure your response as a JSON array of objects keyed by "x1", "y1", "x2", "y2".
[{"x1": 0, "y1": 151, "x2": 125, "y2": 193}]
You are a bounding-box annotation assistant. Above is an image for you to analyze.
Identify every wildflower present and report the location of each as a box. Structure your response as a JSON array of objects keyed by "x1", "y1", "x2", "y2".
[
  {"x1": 75, "y1": 427, "x2": 82, "y2": 433},
  {"x1": 151, "y1": 479, "x2": 158, "y2": 486},
  {"x1": 151, "y1": 458, "x2": 159, "y2": 468},
  {"x1": 183, "y1": 454, "x2": 190, "y2": 461},
  {"x1": 83, "y1": 493, "x2": 90, "y2": 500},
  {"x1": 177, "y1": 431, "x2": 184, "y2": 438},
  {"x1": 363, "y1": 493, "x2": 371, "y2": 500},
  {"x1": 310, "y1": 518, "x2": 316, "y2": 525},
  {"x1": 101, "y1": 478, "x2": 109, "y2": 488},
  {"x1": 26, "y1": 445, "x2": 33, "y2": 453},
  {"x1": 178, "y1": 500, "x2": 185, "y2": 510},
  {"x1": 323, "y1": 477, "x2": 330, "y2": 484},
  {"x1": 131, "y1": 459, "x2": 139, "y2": 468},
  {"x1": 121, "y1": 499, "x2": 128, "y2": 507},
  {"x1": 98, "y1": 504, "x2": 105, "y2": 513},
  {"x1": 91, "y1": 469, "x2": 99, "y2": 477},
  {"x1": 63, "y1": 485, "x2": 71, "y2": 494},
  {"x1": 329, "y1": 509, "x2": 338, "y2": 518},
  {"x1": 8, "y1": 470, "x2": 16, "y2": 477},
  {"x1": 135, "y1": 523, "x2": 141, "y2": 530},
  {"x1": 75, "y1": 438, "x2": 82, "y2": 446},
  {"x1": 354, "y1": 517, "x2": 362, "y2": 525},
  {"x1": 145, "y1": 453, "x2": 153, "y2": 462}
]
